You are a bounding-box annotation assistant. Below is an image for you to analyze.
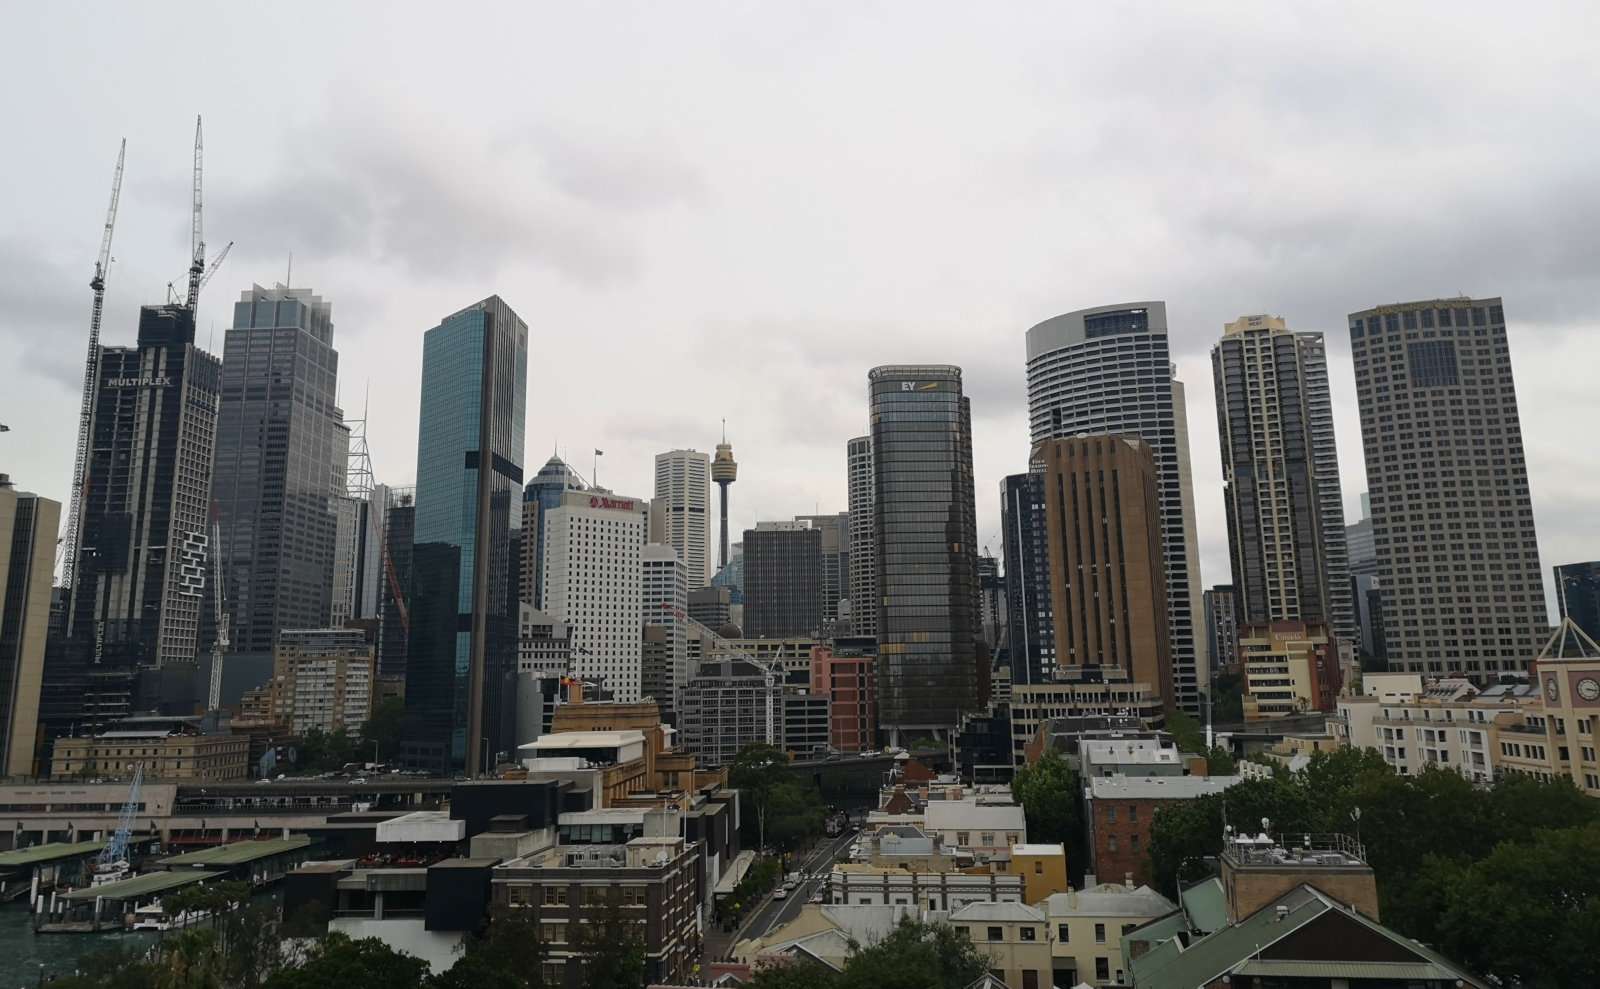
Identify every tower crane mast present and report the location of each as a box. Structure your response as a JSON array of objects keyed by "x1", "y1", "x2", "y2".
[
  {"x1": 60, "y1": 140, "x2": 126, "y2": 591},
  {"x1": 207, "y1": 521, "x2": 229, "y2": 711},
  {"x1": 185, "y1": 116, "x2": 205, "y2": 312}
]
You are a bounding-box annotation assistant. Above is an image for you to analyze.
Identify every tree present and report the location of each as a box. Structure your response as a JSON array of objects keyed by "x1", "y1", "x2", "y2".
[
  {"x1": 431, "y1": 904, "x2": 545, "y2": 989},
  {"x1": 1010, "y1": 751, "x2": 1084, "y2": 881},
  {"x1": 569, "y1": 899, "x2": 646, "y2": 989},
  {"x1": 262, "y1": 934, "x2": 427, "y2": 989},
  {"x1": 1164, "y1": 710, "x2": 1208, "y2": 754},
  {"x1": 730, "y1": 742, "x2": 825, "y2": 852},
  {"x1": 361, "y1": 697, "x2": 407, "y2": 764},
  {"x1": 838, "y1": 919, "x2": 990, "y2": 989},
  {"x1": 1429, "y1": 822, "x2": 1600, "y2": 989},
  {"x1": 745, "y1": 961, "x2": 839, "y2": 989}
]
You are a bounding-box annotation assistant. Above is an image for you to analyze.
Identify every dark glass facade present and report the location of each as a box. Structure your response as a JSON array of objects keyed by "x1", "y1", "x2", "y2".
[
  {"x1": 1000, "y1": 472, "x2": 1053, "y2": 688},
  {"x1": 1555, "y1": 562, "x2": 1600, "y2": 645},
  {"x1": 379, "y1": 493, "x2": 415, "y2": 679},
  {"x1": 868, "y1": 365, "x2": 979, "y2": 735},
  {"x1": 211, "y1": 286, "x2": 345, "y2": 657},
  {"x1": 406, "y1": 297, "x2": 527, "y2": 775},
  {"x1": 66, "y1": 304, "x2": 221, "y2": 670},
  {"x1": 742, "y1": 526, "x2": 822, "y2": 638}
]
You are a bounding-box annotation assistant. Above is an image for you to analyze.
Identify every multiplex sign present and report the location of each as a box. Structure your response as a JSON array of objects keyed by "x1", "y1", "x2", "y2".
[{"x1": 107, "y1": 375, "x2": 174, "y2": 388}]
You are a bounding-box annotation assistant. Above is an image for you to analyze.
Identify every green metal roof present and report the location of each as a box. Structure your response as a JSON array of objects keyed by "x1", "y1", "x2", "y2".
[
  {"x1": 158, "y1": 836, "x2": 311, "y2": 867},
  {"x1": 1236, "y1": 959, "x2": 1464, "y2": 980},
  {"x1": 0, "y1": 841, "x2": 107, "y2": 868},
  {"x1": 62, "y1": 869, "x2": 224, "y2": 901},
  {"x1": 1179, "y1": 876, "x2": 1228, "y2": 933},
  {"x1": 1131, "y1": 884, "x2": 1490, "y2": 989}
]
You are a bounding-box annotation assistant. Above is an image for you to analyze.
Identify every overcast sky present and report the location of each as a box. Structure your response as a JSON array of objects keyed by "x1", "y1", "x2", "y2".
[{"x1": 4, "y1": 3, "x2": 1598, "y2": 614}]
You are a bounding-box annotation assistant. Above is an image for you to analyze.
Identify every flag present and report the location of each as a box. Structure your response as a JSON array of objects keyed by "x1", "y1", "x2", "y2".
[{"x1": 595, "y1": 449, "x2": 604, "y2": 456}]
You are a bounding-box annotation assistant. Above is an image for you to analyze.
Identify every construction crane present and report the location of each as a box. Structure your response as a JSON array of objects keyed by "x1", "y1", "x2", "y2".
[
  {"x1": 60, "y1": 141, "x2": 126, "y2": 590},
  {"x1": 167, "y1": 240, "x2": 233, "y2": 306},
  {"x1": 94, "y1": 763, "x2": 143, "y2": 880},
  {"x1": 207, "y1": 521, "x2": 230, "y2": 711},
  {"x1": 185, "y1": 115, "x2": 205, "y2": 312}
]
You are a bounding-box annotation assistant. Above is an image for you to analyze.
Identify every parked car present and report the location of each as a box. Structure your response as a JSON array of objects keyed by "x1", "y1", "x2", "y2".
[{"x1": 773, "y1": 888, "x2": 788, "y2": 900}]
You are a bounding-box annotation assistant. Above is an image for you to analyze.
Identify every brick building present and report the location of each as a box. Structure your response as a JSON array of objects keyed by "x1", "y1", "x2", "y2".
[
  {"x1": 1084, "y1": 775, "x2": 1243, "y2": 885},
  {"x1": 809, "y1": 645, "x2": 877, "y2": 752}
]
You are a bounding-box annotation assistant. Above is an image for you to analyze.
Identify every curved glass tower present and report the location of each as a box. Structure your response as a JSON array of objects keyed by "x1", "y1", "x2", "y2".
[{"x1": 1025, "y1": 303, "x2": 1208, "y2": 716}]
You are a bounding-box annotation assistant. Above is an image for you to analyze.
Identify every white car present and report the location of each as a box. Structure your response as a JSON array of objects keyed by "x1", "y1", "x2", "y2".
[{"x1": 773, "y1": 888, "x2": 788, "y2": 900}]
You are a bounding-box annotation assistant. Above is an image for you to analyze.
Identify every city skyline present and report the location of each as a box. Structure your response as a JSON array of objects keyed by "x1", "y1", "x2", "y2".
[{"x1": 5, "y1": 6, "x2": 1600, "y2": 615}]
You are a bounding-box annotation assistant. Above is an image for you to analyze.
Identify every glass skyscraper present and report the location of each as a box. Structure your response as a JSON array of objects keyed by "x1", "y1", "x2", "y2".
[
  {"x1": 212, "y1": 285, "x2": 345, "y2": 658},
  {"x1": 868, "y1": 365, "x2": 979, "y2": 737},
  {"x1": 406, "y1": 296, "x2": 527, "y2": 775}
]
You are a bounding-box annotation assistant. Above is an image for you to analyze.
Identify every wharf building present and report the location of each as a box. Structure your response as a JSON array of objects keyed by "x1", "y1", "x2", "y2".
[
  {"x1": 541, "y1": 490, "x2": 649, "y2": 702},
  {"x1": 405, "y1": 296, "x2": 527, "y2": 775},
  {"x1": 845, "y1": 436, "x2": 877, "y2": 639},
  {"x1": 654, "y1": 449, "x2": 712, "y2": 589},
  {"x1": 0, "y1": 479, "x2": 59, "y2": 777},
  {"x1": 742, "y1": 522, "x2": 822, "y2": 638},
  {"x1": 212, "y1": 285, "x2": 346, "y2": 661},
  {"x1": 1213, "y1": 315, "x2": 1348, "y2": 713},
  {"x1": 868, "y1": 365, "x2": 980, "y2": 738},
  {"x1": 1025, "y1": 303, "x2": 1208, "y2": 717},
  {"x1": 1348, "y1": 297, "x2": 1549, "y2": 677}
]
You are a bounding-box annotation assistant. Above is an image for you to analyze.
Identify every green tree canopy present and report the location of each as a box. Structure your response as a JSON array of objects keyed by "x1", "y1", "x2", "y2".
[
  {"x1": 262, "y1": 933, "x2": 427, "y2": 989},
  {"x1": 569, "y1": 899, "x2": 646, "y2": 989},
  {"x1": 746, "y1": 919, "x2": 990, "y2": 989},
  {"x1": 1010, "y1": 750, "x2": 1084, "y2": 882}
]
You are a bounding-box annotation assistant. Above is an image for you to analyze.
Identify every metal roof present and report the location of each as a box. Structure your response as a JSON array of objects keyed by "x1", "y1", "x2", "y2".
[
  {"x1": 1235, "y1": 959, "x2": 1466, "y2": 980},
  {"x1": 62, "y1": 869, "x2": 224, "y2": 901},
  {"x1": 0, "y1": 840, "x2": 107, "y2": 867},
  {"x1": 159, "y1": 836, "x2": 311, "y2": 867}
]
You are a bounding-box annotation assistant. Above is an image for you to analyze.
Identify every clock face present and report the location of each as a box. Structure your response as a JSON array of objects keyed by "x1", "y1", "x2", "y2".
[
  {"x1": 1578, "y1": 678, "x2": 1600, "y2": 702},
  {"x1": 1547, "y1": 678, "x2": 1560, "y2": 701}
]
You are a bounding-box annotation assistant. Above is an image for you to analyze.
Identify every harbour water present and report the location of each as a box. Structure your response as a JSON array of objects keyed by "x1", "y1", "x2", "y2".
[{"x1": 0, "y1": 907, "x2": 157, "y2": 983}]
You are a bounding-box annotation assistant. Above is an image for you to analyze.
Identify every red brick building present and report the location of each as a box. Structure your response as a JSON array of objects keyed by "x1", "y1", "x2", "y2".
[
  {"x1": 809, "y1": 646, "x2": 877, "y2": 752},
  {"x1": 1085, "y1": 775, "x2": 1244, "y2": 885}
]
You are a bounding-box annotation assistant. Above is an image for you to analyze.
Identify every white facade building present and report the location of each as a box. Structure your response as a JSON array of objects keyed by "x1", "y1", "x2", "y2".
[
  {"x1": 542, "y1": 490, "x2": 648, "y2": 701},
  {"x1": 518, "y1": 604, "x2": 573, "y2": 677},
  {"x1": 653, "y1": 450, "x2": 712, "y2": 588},
  {"x1": 642, "y1": 543, "x2": 689, "y2": 709}
]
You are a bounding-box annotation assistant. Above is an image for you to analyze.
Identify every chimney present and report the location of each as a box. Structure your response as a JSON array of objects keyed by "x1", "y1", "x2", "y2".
[
  {"x1": 1275, "y1": 904, "x2": 1290, "y2": 923},
  {"x1": 1083, "y1": 872, "x2": 1097, "y2": 889},
  {"x1": 0, "y1": 474, "x2": 12, "y2": 489},
  {"x1": 1124, "y1": 872, "x2": 1133, "y2": 887}
]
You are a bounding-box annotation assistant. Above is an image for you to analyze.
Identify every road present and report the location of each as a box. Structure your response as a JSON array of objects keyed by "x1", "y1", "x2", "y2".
[{"x1": 703, "y1": 826, "x2": 859, "y2": 967}]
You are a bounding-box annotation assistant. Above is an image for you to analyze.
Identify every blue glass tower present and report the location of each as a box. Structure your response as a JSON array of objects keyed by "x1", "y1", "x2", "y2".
[{"x1": 406, "y1": 297, "x2": 527, "y2": 775}]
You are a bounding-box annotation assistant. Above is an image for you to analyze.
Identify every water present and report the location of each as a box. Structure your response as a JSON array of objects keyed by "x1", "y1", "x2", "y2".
[{"x1": 0, "y1": 907, "x2": 157, "y2": 982}]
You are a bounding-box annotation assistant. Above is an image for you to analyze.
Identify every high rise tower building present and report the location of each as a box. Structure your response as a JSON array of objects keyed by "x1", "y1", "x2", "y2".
[
  {"x1": 406, "y1": 296, "x2": 527, "y2": 775},
  {"x1": 795, "y1": 513, "x2": 850, "y2": 627},
  {"x1": 1555, "y1": 562, "x2": 1600, "y2": 645},
  {"x1": 1212, "y1": 315, "x2": 1335, "y2": 626},
  {"x1": 846, "y1": 437, "x2": 877, "y2": 640},
  {"x1": 378, "y1": 487, "x2": 414, "y2": 680},
  {"x1": 641, "y1": 543, "x2": 688, "y2": 712},
  {"x1": 1035, "y1": 436, "x2": 1174, "y2": 710},
  {"x1": 1297, "y1": 332, "x2": 1356, "y2": 663},
  {"x1": 1025, "y1": 303, "x2": 1208, "y2": 714},
  {"x1": 1348, "y1": 297, "x2": 1548, "y2": 676},
  {"x1": 712, "y1": 432, "x2": 738, "y2": 574},
  {"x1": 868, "y1": 365, "x2": 979, "y2": 737},
  {"x1": 542, "y1": 490, "x2": 648, "y2": 701},
  {"x1": 212, "y1": 285, "x2": 346, "y2": 657},
  {"x1": 0, "y1": 479, "x2": 59, "y2": 778},
  {"x1": 1000, "y1": 472, "x2": 1053, "y2": 688},
  {"x1": 654, "y1": 450, "x2": 712, "y2": 588},
  {"x1": 743, "y1": 523, "x2": 823, "y2": 638},
  {"x1": 66, "y1": 304, "x2": 221, "y2": 670},
  {"x1": 520, "y1": 455, "x2": 586, "y2": 610}
]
